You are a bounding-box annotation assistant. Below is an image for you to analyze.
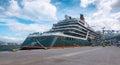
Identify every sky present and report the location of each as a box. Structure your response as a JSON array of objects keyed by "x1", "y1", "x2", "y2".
[{"x1": 0, "y1": 0, "x2": 120, "y2": 43}]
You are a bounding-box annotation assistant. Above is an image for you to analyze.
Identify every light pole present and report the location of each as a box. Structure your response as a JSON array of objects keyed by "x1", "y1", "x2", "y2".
[
  {"x1": 101, "y1": 27, "x2": 105, "y2": 47},
  {"x1": 102, "y1": 27, "x2": 105, "y2": 34}
]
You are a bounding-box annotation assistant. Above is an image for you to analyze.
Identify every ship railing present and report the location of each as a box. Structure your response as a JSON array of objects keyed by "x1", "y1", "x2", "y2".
[
  {"x1": 77, "y1": 20, "x2": 97, "y2": 35},
  {"x1": 28, "y1": 32, "x2": 63, "y2": 37},
  {"x1": 70, "y1": 31, "x2": 86, "y2": 36},
  {"x1": 42, "y1": 32, "x2": 63, "y2": 36},
  {"x1": 51, "y1": 27, "x2": 87, "y2": 34},
  {"x1": 43, "y1": 31, "x2": 87, "y2": 40},
  {"x1": 58, "y1": 18, "x2": 78, "y2": 23},
  {"x1": 52, "y1": 24, "x2": 83, "y2": 29},
  {"x1": 52, "y1": 24, "x2": 88, "y2": 33},
  {"x1": 42, "y1": 32, "x2": 87, "y2": 40},
  {"x1": 28, "y1": 34, "x2": 42, "y2": 37}
]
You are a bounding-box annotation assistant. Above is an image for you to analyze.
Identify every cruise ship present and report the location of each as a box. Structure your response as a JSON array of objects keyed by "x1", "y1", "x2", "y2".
[{"x1": 21, "y1": 14, "x2": 100, "y2": 49}]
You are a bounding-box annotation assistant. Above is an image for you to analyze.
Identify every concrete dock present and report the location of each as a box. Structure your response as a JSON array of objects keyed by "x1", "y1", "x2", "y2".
[{"x1": 0, "y1": 46, "x2": 120, "y2": 65}]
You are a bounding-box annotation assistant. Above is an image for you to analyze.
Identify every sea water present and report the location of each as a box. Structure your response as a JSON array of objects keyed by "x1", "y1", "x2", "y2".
[{"x1": 0, "y1": 45, "x2": 20, "y2": 51}]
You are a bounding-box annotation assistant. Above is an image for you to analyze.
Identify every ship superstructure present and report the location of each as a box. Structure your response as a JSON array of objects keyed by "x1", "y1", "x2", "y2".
[{"x1": 21, "y1": 14, "x2": 100, "y2": 49}]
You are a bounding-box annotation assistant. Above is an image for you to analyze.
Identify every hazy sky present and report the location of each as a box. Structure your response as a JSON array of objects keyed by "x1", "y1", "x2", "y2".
[{"x1": 0, "y1": 0, "x2": 120, "y2": 43}]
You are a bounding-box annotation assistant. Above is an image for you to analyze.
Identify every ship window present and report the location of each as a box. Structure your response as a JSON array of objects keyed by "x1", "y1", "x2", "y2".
[
  {"x1": 66, "y1": 37, "x2": 69, "y2": 40},
  {"x1": 66, "y1": 37, "x2": 73, "y2": 40}
]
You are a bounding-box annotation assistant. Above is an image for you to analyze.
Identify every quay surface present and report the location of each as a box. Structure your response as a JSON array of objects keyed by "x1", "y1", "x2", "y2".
[{"x1": 0, "y1": 46, "x2": 120, "y2": 65}]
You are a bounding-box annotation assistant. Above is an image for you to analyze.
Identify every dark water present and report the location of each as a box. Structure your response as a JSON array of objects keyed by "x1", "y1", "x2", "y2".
[{"x1": 0, "y1": 45, "x2": 20, "y2": 51}]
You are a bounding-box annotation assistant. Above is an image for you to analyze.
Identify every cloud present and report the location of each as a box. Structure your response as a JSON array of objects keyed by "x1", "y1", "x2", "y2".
[
  {"x1": 0, "y1": 6, "x2": 5, "y2": 11},
  {"x1": 0, "y1": 19, "x2": 51, "y2": 33},
  {"x1": 0, "y1": 0, "x2": 57, "y2": 43},
  {"x1": 80, "y1": 0, "x2": 120, "y2": 30},
  {"x1": 54, "y1": 2, "x2": 61, "y2": 6},
  {"x1": 9, "y1": 23, "x2": 51, "y2": 33},
  {"x1": 3, "y1": 0, "x2": 57, "y2": 22},
  {"x1": 0, "y1": 0, "x2": 56, "y2": 33},
  {"x1": 80, "y1": 0, "x2": 96, "y2": 8},
  {"x1": 0, "y1": 19, "x2": 52, "y2": 43},
  {"x1": 111, "y1": 0, "x2": 120, "y2": 9},
  {"x1": 0, "y1": 36, "x2": 24, "y2": 43}
]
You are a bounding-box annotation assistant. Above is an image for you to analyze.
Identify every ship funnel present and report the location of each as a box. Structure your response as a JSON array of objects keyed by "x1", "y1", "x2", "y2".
[{"x1": 80, "y1": 14, "x2": 85, "y2": 21}]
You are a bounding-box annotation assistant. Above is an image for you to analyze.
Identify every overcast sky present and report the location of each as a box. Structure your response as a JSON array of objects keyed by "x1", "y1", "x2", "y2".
[{"x1": 0, "y1": 0, "x2": 120, "y2": 43}]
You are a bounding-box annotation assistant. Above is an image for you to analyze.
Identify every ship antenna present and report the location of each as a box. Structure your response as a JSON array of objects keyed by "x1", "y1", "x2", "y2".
[
  {"x1": 65, "y1": 15, "x2": 72, "y2": 20},
  {"x1": 65, "y1": 15, "x2": 69, "y2": 20}
]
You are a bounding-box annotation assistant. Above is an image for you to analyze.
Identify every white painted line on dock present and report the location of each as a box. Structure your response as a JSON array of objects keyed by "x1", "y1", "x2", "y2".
[{"x1": 47, "y1": 47, "x2": 102, "y2": 59}]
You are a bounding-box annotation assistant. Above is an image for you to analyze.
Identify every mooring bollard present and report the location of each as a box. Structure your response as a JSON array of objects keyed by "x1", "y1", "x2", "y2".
[{"x1": 12, "y1": 49, "x2": 18, "y2": 52}]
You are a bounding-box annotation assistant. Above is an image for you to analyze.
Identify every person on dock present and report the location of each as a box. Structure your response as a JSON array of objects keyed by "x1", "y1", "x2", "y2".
[{"x1": 102, "y1": 43, "x2": 106, "y2": 47}]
